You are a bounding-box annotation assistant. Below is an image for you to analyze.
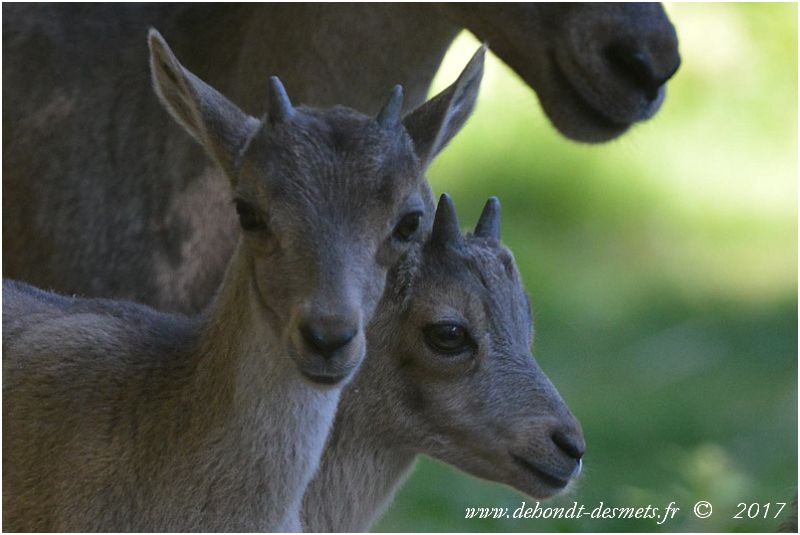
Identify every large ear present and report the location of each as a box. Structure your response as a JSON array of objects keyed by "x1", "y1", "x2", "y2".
[
  {"x1": 402, "y1": 44, "x2": 486, "y2": 168},
  {"x1": 148, "y1": 29, "x2": 260, "y2": 179}
]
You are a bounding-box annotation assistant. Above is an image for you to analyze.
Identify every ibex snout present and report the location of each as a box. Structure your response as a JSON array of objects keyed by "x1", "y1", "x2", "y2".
[
  {"x1": 300, "y1": 317, "x2": 358, "y2": 360},
  {"x1": 502, "y1": 366, "x2": 586, "y2": 497},
  {"x1": 549, "y1": 419, "x2": 586, "y2": 482},
  {"x1": 509, "y1": 415, "x2": 585, "y2": 496},
  {"x1": 289, "y1": 307, "x2": 365, "y2": 387},
  {"x1": 541, "y1": 4, "x2": 680, "y2": 141},
  {"x1": 551, "y1": 426, "x2": 586, "y2": 461},
  {"x1": 603, "y1": 36, "x2": 681, "y2": 106}
]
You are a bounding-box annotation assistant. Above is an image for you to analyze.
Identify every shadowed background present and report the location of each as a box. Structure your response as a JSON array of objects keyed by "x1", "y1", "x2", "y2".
[{"x1": 374, "y1": 3, "x2": 797, "y2": 532}]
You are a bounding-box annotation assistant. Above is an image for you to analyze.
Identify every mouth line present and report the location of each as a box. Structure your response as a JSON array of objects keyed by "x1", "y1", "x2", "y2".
[
  {"x1": 510, "y1": 453, "x2": 570, "y2": 489},
  {"x1": 300, "y1": 370, "x2": 349, "y2": 386},
  {"x1": 549, "y1": 50, "x2": 635, "y2": 130}
]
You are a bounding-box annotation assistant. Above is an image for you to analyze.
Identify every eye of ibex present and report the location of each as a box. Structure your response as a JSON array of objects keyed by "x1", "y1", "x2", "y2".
[
  {"x1": 393, "y1": 211, "x2": 423, "y2": 242},
  {"x1": 423, "y1": 323, "x2": 473, "y2": 355},
  {"x1": 234, "y1": 199, "x2": 268, "y2": 232}
]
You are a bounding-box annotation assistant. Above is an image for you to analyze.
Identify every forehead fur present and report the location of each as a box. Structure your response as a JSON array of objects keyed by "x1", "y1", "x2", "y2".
[
  {"x1": 426, "y1": 238, "x2": 518, "y2": 288},
  {"x1": 237, "y1": 106, "x2": 420, "y2": 207},
  {"x1": 395, "y1": 237, "x2": 532, "y2": 325}
]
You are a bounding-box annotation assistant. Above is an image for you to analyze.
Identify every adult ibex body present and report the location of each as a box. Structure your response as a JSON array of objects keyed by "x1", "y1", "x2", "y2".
[
  {"x1": 301, "y1": 196, "x2": 585, "y2": 531},
  {"x1": 1, "y1": 32, "x2": 485, "y2": 532},
  {"x1": 2, "y1": 4, "x2": 680, "y2": 314}
]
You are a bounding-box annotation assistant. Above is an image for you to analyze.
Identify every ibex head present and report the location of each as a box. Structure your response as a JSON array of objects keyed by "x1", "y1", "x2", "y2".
[
  {"x1": 369, "y1": 194, "x2": 584, "y2": 497},
  {"x1": 148, "y1": 30, "x2": 485, "y2": 385}
]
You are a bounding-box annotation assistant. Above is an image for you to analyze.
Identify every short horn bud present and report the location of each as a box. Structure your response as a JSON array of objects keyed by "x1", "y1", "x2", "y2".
[
  {"x1": 431, "y1": 193, "x2": 464, "y2": 249},
  {"x1": 474, "y1": 196, "x2": 501, "y2": 241},
  {"x1": 376, "y1": 85, "x2": 404, "y2": 129},
  {"x1": 268, "y1": 76, "x2": 294, "y2": 123}
]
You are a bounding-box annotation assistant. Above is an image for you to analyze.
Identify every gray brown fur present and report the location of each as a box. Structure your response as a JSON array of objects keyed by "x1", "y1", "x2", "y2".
[
  {"x1": 3, "y1": 4, "x2": 680, "y2": 314},
  {"x1": 4, "y1": 273, "x2": 334, "y2": 531},
  {"x1": 302, "y1": 196, "x2": 584, "y2": 531},
  {"x1": 1, "y1": 31, "x2": 484, "y2": 532}
]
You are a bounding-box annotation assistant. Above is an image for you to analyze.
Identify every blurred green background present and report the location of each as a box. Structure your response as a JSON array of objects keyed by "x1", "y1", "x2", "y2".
[{"x1": 374, "y1": 3, "x2": 797, "y2": 532}]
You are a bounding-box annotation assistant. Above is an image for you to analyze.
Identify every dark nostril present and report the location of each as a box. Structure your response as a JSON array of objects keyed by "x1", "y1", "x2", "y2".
[
  {"x1": 552, "y1": 430, "x2": 585, "y2": 460},
  {"x1": 604, "y1": 42, "x2": 663, "y2": 101},
  {"x1": 300, "y1": 322, "x2": 357, "y2": 358}
]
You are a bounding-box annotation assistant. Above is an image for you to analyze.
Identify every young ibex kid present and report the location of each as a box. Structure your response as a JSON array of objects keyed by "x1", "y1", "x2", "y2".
[
  {"x1": 302, "y1": 195, "x2": 585, "y2": 531},
  {"x1": 2, "y1": 31, "x2": 485, "y2": 531}
]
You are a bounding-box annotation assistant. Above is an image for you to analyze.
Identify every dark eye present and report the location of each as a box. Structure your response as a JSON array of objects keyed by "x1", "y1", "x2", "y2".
[
  {"x1": 235, "y1": 199, "x2": 267, "y2": 232},
  {"x1": 393, "y1": 211, "x2": 422, "y2": 242},
  {"x1": 423, "y1": 323, "x2": 473, "y2": 355}
]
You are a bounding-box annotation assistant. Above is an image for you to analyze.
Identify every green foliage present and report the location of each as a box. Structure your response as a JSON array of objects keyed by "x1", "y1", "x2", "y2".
[{"x1": 375, "y1": 3, "x2": 797, "y2": 532}]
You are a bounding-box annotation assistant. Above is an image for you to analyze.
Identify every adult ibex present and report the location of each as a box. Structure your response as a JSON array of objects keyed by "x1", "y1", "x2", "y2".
[
  {"x1": 2, "y1": 4, "x2": 680, "y2": 314},
  {"x1": 301, "y1": 195, "x2": 585, "y2": 531},
  {"x1": 1, "y1": 31, "x2": 485, "y2": 532}
]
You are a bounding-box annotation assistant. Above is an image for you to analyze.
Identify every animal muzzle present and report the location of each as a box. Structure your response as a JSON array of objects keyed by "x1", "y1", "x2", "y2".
[
  {"x1": 560, "y1": 5, "x2": 681, "y2": 126},
  {"x1": 509, "y1": 417, "x2": 585, "y2": 495},
  {"x1": 289, "y1": 309, "x2": 366, "y2": 386}
]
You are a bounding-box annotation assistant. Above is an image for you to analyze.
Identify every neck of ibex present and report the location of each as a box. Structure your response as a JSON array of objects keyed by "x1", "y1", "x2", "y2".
[
  {"x1": 301, "y1": 370, "x2": 418, "y2": 532},
  {"x1": 175, "y1": 242, "x2": 342, "y2": 531},
  {"x1": 193, "y1": 241, "x2": 290, "y2": 414}
]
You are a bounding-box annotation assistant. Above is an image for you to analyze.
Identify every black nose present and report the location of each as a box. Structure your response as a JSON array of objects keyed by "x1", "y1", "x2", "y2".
[
  {"x1": 552, "y1": 429, "x2": 585, "y2": 460},
  {"x1": 605, "y1": 41, "x2": 681, "y2": 101},
  {"x1": 300, "y1": 321, "x2": 357, "y2": 359}
]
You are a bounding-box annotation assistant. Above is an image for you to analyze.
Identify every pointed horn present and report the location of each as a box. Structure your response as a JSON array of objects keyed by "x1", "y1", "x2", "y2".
[
  {"x1": 431, "y1": 193, "x2": 464, "y2": 249},
  {"x1": 376, "y1": 85, "x2": 404, "y2": 129},
  {"x1": 474, "y1": 196, "x2": 501, "y2": 241},
  {"x1": 268, "y1": 76, "x2": 294, "y2": 123}
]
